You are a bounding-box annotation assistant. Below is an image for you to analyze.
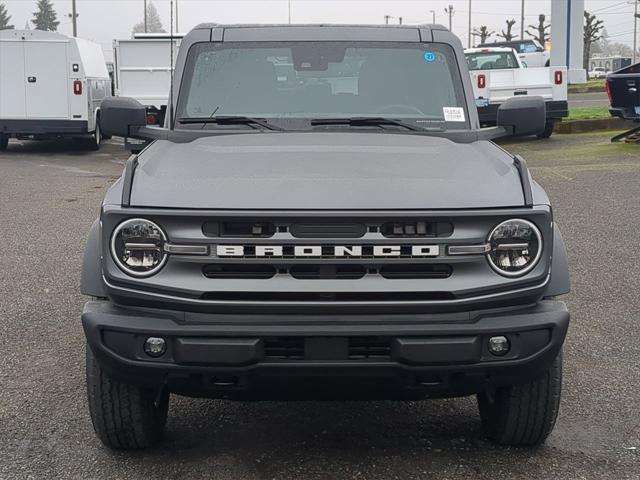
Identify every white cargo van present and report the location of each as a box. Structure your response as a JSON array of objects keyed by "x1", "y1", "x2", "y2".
[{"x1": 0, "y1": 30, "x2": 111, "y2": 150}]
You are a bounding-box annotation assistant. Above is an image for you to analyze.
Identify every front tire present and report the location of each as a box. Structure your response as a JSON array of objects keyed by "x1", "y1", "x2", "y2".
[
  {"x1": 477, "y1": 351, "x2": 562, "y2": 446},
  {"x1": 86, "y1": 346, "x2": 169, "y2": 449},
  {"x1": 537, "y1": 119, "x2": 555, "y2": 139}
]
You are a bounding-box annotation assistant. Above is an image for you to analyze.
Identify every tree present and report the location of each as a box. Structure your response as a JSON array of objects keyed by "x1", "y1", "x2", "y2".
[
  {"x1": 132, "y1": 1, "x2": 166, "y2": 35},
  {"x1": 526, "y1": 14, "x2": 550, "y2": 45},
  {"x1": 0, "y1": 2, "x2": 14, "y2": 29},
  {"x1": 471, "y1": 25, "x2": 495, "y2": 45},
  {"x1": 31, "y1": 0, "x2": 59, "y2": 31},
  {"x1": 583, "y1": 11, "x2": 604, "y2": 70},
  {"x1": 497, "y1": 19, "x2": 518, "y2": 42}
]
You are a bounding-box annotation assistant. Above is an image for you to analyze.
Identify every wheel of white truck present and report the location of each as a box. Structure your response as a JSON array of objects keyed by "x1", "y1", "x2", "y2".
[
  {"x1": 85, "y1": 346, "x2": 169, "y2": 449},
  {"x1": 477, "y1": 350, "x2": 562, "y2": 446},
  {"x1": 88, "y1": 120, "x2": 102, "y2": 151}
]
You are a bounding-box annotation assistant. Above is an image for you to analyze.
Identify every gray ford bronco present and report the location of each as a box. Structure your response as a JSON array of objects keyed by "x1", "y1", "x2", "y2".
[{"x1": 82, "y1": 24, "x2": 570, "y2": 449}]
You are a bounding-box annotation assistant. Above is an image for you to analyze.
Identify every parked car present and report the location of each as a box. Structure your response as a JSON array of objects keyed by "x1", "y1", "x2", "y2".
[
  {"x1": 113, "y1": 33, "x2": 183, "y2": 151},
  {"x1": 0, "y1": 29, "x2": 111, "y2": 150},
  {"x1": 606, "y1": 62, "x2": 640, "y2": 121},
  {"x1": 82, "y1": 24, "x2": 571, "y2": 449},
  {"x1": 589, "y1": 67, "x2": 607, "y2": 79},
  {"x1": 478, "y1": 39, "x2": 550, "y2": 67},
  {"x1": 465, "y1": 47, "x2": 568, "y2": 138}
]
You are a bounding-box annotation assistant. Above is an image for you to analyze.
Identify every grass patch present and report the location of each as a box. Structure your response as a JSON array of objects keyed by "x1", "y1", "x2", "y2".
[
  {"x1": 566, "y1": 106, "x2": 610, "y2": 121},
  {"x1": 568, "y1": 79, "x2": 605, "y2": 94}
]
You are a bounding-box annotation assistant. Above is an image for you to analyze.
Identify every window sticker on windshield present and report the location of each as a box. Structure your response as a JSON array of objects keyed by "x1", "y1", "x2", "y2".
[
  {"x1": 423, "y1": 51, "x2": 436, "y2": 62},
  {"x1": 443, "y1": 107, "x2": 465, "y2": 122}
]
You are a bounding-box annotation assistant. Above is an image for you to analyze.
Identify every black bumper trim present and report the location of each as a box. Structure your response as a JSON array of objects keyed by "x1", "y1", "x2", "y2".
[
  {"x1": 83, "y1": 300, "x2": 569, "y2": 399},
  {"x1": 478, "y1": 100, "x2": 569, "y2": 125},
  {"x1": 0, "y1": 119, "x2": 89, "y2": 135}
]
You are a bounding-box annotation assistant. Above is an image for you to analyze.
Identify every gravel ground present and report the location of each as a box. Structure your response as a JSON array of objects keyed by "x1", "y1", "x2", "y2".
[{"x1": 0, "y1": 132, "x2": 638, "y2": 479}]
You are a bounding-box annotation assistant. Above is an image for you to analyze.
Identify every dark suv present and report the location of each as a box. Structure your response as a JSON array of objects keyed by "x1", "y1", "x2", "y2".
[{"x1": 82, "y1": 24, "x2": 570, "y2": 449}]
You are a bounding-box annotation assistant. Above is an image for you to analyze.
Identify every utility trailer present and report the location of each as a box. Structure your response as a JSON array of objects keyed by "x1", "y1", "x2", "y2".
[{"x1": 0, "y1": 30, "x2": 111, "y2": 150}]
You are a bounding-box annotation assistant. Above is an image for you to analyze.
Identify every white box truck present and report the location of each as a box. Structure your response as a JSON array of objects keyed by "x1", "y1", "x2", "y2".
[
  {"x1": 113, "y1": 33, "x2": 182, "y2": 125},
  {"x1": 0, "y1": 29, "x2": 111, "y2": 150},
  {"x1": 113, "y1": 33, "x2": 182, "y2": 152}
]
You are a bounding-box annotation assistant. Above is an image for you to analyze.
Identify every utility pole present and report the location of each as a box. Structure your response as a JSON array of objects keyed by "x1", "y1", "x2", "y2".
[
  {"x1": 634, "y1": 0, "x2": 638, "y2": 64},
  {"x1": 429, "y1": 10, "x2": 436, "y2": 24},
  {"x1": 467, "y1": 0, "x2": 472, "y2": 48},
  {"x1": 69, "y1": 0, "x2": 78, "y2": 37},
  {"x1": 288, "y1": 0, "x2": 291, "y2": 24},
  {"x1": 520, "y1": 0, "x2": 525, "y2": 39},
  {"x1": 445, "y1": 5, "x2": 454, "y2": 32},
  {"x1": 144, "y1": 0, "x2": 147, "y2": 33},
  {"x1": 175, "y1": 0, "x2": 179, "y2": 32}
]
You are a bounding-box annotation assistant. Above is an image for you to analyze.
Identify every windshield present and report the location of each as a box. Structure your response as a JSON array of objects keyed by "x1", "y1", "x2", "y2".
[
  {"x1": 177, "y1": 42, "x2": 469, "y2": 130},
  {"x1": 465, "y1": 51, "x2": 519, "y2": 70}
]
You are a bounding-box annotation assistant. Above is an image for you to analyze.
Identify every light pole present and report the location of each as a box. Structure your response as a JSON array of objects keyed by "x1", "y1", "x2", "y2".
[
  {"x1": 144, "y1": 0, "x2": 147, "y2": 33},
  {"x1": 175, "y1": 0, "x2": 179, "y2": 32},
  {"x1": 288, "y1": 0, "x2": 291, "y2": 24},
  {"x1": 634, "y1": 0, "x2": 638, "y2": 64},
  {"x1": 69, "y1": 0, "x2": 78, "y2": 37},
  {"x1": 467, "y1": 0, "x2": 472, "y2": 48},
  {"x1": 445, "y1": 5, "x2": 454, "y2": 32},
  {"x1": 429, "y1": 10, "x2": 436, "y2": 24},
  {"x1": 520, "y1": 0, "x2": 525, "y2": 39}
]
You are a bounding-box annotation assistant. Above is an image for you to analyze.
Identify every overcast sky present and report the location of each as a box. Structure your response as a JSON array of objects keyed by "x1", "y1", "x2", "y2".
[{"x1": 2, "y1": 0, "x2": 638, "y2": 60}]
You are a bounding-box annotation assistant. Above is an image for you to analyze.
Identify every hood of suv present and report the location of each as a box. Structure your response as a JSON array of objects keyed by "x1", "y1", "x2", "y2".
[{"x1": 130, "y1": 132, "x2": 525, "y2": 210}]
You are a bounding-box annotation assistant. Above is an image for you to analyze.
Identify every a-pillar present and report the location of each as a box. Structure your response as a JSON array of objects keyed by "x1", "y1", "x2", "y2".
[{"x1": 550, "y1": 0, "x2": 587, "y2": 83}]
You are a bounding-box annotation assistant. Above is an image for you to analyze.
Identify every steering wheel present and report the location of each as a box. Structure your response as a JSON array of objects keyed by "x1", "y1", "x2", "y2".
[{"x1": 375, "y1": 104, "x2": 424, "y2": 115}]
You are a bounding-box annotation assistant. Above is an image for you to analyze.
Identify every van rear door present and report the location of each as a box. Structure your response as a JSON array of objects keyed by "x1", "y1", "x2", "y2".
[
  {"x1": 0, "y1": 40, "x2": 27, "y2": 118},
  {"x1": 24, "y1": 40, "x2": 70, "y2": 119}
]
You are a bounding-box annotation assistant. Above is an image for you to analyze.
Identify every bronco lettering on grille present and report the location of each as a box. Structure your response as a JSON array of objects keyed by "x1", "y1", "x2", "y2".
[{"x1": 215, "y1": 245, "x2": 440, "y2": 258}]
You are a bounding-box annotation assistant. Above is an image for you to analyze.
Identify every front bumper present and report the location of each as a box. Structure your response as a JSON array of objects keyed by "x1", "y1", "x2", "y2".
[{"x1": 82, "y1": 300, "x2": 569, "y2": 400}]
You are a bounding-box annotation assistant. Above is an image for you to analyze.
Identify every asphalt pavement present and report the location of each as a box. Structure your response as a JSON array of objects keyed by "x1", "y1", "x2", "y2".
[{"x1": 0, "y1": 132, "x2": 639, "y2": 479}]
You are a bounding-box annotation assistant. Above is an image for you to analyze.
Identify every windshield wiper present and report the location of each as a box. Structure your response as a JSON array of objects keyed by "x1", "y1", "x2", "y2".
[
  {"x1": 179, "y1": 116, "x2": 284, "y2": 131},
  {"x1": 310, "y1": 117, "x2": 425, "y2": 131}
]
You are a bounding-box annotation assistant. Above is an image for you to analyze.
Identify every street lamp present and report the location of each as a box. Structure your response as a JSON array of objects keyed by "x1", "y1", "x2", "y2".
[{"x1": 429, "y1": 10, "x2": 436, "y2": 24}]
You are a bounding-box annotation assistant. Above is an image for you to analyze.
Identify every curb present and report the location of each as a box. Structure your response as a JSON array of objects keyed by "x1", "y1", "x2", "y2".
[{"x1": 555, "y1": 117, "x2": 636, "y2": 134}]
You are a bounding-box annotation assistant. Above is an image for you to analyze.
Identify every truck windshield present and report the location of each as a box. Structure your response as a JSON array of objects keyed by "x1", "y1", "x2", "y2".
[
  {"x1": 465, "y1": 52, "x2": 519, "y2": 70},
  {"x1": 177, "y1": 42, "x2": 469, "y2": 129}
]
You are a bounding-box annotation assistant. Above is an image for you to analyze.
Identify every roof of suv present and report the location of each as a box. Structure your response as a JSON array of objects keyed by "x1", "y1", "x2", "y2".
[{"x1": 190, "y1": 23, "x2": 451, "y2": 42}]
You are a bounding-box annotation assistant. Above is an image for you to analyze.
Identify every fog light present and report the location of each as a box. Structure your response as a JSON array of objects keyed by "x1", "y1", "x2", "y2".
[
  {"x1": 144, "y1": 337, "x2": 166, "y2": 357},
  {"x1": 488, "y1": 336, "x2": 510, "y2": 356}
]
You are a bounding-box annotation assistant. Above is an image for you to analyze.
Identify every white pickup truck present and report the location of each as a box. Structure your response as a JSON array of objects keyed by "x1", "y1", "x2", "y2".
[{"x1": 465, "y1": 47, "x2": 568, "y2": 138}]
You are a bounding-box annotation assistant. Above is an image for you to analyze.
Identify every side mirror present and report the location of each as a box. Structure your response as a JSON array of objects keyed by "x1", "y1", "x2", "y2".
[
  {"x1": 497, "y1": 96, "x2": 546, "y2": 137},
  {"x1": 100, "y1": 97, "x2": 147, "y2": 138}
]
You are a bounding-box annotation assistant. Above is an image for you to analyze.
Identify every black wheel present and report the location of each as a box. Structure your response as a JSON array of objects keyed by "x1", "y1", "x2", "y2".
[
  {"x1": 88, "y1": 119, "x2": 102, "y2": 150},
  {"x1": 86, "y1": 346, "x2": 169, "y2": 449},
  {"x1": 0, "y1": 136, "x2": 8, "y2": 151},
  {"x1": 537, "y1": 119, "x2": 555, "y2": 139},
  {"x1": 477, "y1": 351, "x2": 562, "y2": 446}
]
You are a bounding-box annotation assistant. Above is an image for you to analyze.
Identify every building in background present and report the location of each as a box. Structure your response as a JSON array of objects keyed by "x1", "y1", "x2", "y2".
[{"x1": 589, "y1": 55, "x2": 632, "y2": 73}]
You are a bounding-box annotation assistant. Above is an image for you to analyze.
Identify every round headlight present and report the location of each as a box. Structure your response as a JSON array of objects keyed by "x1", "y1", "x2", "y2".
[
  {"x1": 486, "y1": 219, "x2": 542, "y2": 277},
  {"x1": 111, "y1": 218, "x2": 167, "y2": 277}
]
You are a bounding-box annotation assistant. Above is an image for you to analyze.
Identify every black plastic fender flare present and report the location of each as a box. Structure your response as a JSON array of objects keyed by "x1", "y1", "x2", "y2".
[
  {"x1": 545, "y1": 224, "x2": 571, "y2": 297},
  {"x1": 81, "y1": 219, "x2": 106, "y2": 298}
]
